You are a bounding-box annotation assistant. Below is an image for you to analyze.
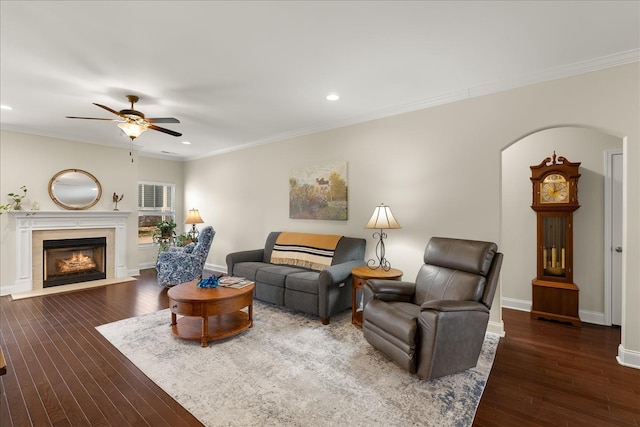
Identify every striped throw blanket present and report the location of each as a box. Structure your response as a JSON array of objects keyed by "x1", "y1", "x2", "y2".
[{"x1": 270, "y1": 232, "x2": 342, "y2": 271}]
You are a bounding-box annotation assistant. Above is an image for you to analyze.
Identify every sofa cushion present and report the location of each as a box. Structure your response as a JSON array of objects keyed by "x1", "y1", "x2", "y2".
[
  {"x1": 256, "y1": 265, "x2": 308, "y2": 287},
  {"x1": 232, "y1": 262, "x2": 272, "y2": 281},
  {"x1": 285, "y1": 271, "x2": 321, "y2": 294},
  {"x1": 256, "y1": 283, "x2": 285, "y2": 305}
]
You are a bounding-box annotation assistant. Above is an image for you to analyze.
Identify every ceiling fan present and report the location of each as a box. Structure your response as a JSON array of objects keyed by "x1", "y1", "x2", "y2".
[{"x1": 66, "y1": 95, "x2": 182, "y2": 141}]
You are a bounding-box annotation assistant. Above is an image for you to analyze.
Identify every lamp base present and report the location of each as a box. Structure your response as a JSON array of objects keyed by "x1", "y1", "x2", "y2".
[
  {"x1": 368, "y1": 229, "x2": 391, "y2": 271},
  {"x1": 188, "y1": 224, "x2": 200, "y2": 241},
  {"x1": 367, "y1": 259, "x2": 391, "y2": 271}
]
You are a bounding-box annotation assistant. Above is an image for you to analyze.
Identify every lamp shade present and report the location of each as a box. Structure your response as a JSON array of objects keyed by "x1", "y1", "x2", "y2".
[
  {"x1": 117, "y1": 122, "x2": 147, "y2": 139},
  {"x1": 185, "y1": 208, "x2": 204, "y2": 224},
  {"x1": 365, "y1": 204, "x2": 401, "y2": 229}
]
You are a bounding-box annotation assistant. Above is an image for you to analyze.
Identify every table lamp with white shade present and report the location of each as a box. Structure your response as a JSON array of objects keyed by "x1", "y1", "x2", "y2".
[
  {"x1": 185, "y1": 208, "x2": 204, "y2": 240},
  {"x1": 365, "y1": 203, "x2": 401, "y2": 271}
]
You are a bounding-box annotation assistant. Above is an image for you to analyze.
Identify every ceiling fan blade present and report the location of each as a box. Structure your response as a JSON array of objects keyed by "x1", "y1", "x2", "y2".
[
  {"x1": 146, "y1": 117, "x2": 180, "y2": 124},
  {"x1": 93, "y1": 103, "x2": 123, "y2": 117},
  {"x1": 148, "y1": 124, "x2": 182, "y2": 137},
  {"x1": 66, "y1": 116, "x2": 120, "y2": 121}
]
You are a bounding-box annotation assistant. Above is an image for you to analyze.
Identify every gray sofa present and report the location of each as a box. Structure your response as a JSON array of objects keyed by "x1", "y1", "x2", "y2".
[{"x1": 226, "y1": 231, "x2": 366, "y2": 324}]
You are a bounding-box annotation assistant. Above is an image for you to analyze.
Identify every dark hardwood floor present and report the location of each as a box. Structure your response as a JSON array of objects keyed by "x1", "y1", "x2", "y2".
[
  {"x1": 0, "y1": 269, "x2": 202, "y2": 427},
  {"x1": 1, "y1": 270, "x2": 638, "y2": 426},
  {"x1": 475, "y1": 309, "x2": 639, "y2": 427}
]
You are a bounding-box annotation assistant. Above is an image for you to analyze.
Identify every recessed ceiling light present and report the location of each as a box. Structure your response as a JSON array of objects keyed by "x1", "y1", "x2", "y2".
[
  {"x1": 182, "y1": 141, "x2": 191, "y2": 145},
  {"x1": 0, "y1": 105, "x2": 13, "y2": 110},
  {"x1": 326, "y1": 94, "x2": 339, "y2": 101}
]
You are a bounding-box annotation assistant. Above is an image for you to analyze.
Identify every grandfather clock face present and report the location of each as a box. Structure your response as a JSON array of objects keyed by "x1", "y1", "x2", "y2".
[
  {"x1": 540, "y1": 174, "x2": 569, "y2": 204},
  {"x1": 530, "y1": 152, "x2": 580, "y2": 209}
]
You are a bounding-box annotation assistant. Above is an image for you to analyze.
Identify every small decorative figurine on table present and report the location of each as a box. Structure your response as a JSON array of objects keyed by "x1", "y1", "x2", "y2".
[
  {"x1": 197, "y1": 276, "x2": 220, "y2": 289},
  {"x1": 113, "y1": 193, "x2": 124, "y2": 211}
]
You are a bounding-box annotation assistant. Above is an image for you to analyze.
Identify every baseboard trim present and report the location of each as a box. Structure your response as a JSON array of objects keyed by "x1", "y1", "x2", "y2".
[
  {"x1": 487, "y1": 320, "x2": 505, "y2": 337},
  {"x1": 1, "y1": 282, "x2": 26, "y2": 297},
  {"x1": 617, "y1": 344, "x2": 640, "y2": 370},
  {"x1": 501, "y1": 297, "x2": 530, "y2": 312},
  {"x1": 501, "y1": 297, "x2": 605, "y2": 325},
  {"x1": 205, "y1": 263, "x2": 227, "y2": 274},
  {"x1": 138, "y1": 261, "x2": 157, "y2": 270},
  {"x1": 579, "y1": 309, "x2": 605, "y2": 326}
]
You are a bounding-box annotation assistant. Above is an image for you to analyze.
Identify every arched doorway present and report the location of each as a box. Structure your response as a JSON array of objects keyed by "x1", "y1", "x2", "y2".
[{"x1": 500, "y1": 126, "x2": 623, "y2": 326}]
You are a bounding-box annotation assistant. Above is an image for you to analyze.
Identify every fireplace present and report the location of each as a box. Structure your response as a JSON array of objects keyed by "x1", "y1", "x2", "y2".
[
  {"x1": 6, "y1": 211, "x2": 129, "y2": 296},
  {"x1": 43, "y1": 237, "x2": 107, "y2": 288}
]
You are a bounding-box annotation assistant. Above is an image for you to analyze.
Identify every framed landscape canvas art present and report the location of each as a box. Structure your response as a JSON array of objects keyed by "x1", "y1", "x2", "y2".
[{"x1": 289, "y1": 161, "x2": 348, "y2": 220}]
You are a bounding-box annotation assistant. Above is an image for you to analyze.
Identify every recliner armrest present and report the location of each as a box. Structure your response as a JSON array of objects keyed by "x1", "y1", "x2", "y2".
[
  {"x1": 365, "y1": 279, "x2": 415, "y2": 304},
  {"x1": 420, "y1": 299, "x2": 489, "y2": 313}
]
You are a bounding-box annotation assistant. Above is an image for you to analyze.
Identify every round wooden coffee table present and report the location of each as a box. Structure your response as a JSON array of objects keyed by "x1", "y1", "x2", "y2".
[{"x1": 167, "y1": 279, "x2": 254, "y2": 347}]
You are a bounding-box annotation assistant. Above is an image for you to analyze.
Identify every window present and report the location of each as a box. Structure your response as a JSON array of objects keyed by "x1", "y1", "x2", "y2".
[{"x1": 138, "y1": 182, "x2": 176, "y2": 244}]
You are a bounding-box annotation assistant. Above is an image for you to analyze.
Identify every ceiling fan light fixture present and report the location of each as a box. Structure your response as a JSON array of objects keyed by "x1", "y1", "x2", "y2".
[
  {"x1": 118, "y1": 121, "x2": 147, "y2": 140},
  {"x1": 68, "y1": 95, "x2": 181, "y2": 143}
]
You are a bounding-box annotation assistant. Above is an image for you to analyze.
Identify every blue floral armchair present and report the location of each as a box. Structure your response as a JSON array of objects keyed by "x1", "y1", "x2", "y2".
[{"x1": 156, "y1": 226, "x2": 215, "y2": 287}]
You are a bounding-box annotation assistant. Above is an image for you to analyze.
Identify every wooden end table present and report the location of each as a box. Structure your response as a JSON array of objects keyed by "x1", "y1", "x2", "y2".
[
  {"x1": 167, "y1": 279, "x2": 254, "y2": 347},
  {"x1": 351, "y1": 265, "x2": 403, "y2": 327}
]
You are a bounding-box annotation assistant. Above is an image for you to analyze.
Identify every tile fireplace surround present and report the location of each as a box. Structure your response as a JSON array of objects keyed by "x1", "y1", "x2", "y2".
[{"x1": 8, "y1": 211, "x2": 130, "y2": 295}]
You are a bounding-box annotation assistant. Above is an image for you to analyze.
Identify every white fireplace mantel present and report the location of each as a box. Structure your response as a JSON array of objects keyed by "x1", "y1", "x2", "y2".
[{"x1": 11, "y1": 210, "x2": 130, "y2": 294}]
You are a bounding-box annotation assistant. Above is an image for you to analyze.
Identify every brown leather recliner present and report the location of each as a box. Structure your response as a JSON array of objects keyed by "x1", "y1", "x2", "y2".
[{"x1": 362, "y1": 237, "x2": 503, "y2": 380}]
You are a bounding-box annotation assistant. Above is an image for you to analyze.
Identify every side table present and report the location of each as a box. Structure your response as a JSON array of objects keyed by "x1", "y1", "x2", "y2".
[{"x1": 351, "y1": 265, "x2": 403, "y2": 327}]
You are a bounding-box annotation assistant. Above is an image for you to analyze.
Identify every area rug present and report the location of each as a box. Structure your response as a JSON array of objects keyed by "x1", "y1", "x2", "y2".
[{"x1": 96, "y1": 302, "x2": 499, "y2": 426}]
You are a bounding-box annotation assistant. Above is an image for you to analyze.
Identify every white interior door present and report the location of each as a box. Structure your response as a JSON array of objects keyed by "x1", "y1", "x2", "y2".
[
  {"x1": 611, "y1": 151, "x2": 623, "y2": 326},
  {"x1": 605, "y1": 149, "x2": 623, "y2": 326}
]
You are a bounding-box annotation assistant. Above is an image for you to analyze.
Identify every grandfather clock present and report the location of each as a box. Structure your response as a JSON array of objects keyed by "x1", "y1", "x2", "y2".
[{"x1": 530, "y1": 152, "x2": 582, "y2": 326}]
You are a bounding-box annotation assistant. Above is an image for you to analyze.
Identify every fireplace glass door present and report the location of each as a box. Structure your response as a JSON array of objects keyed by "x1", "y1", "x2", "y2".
[{"x1": 43, "y1": 237, "x2": 106, "y2": 287}]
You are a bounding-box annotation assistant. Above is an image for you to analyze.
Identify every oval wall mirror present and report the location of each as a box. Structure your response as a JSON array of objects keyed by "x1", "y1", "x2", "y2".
[{"x1": 48, "y1": 169, "x2": 102, "y2": 210}]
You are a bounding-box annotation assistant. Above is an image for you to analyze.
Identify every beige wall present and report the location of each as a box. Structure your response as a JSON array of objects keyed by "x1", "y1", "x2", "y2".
[{"x1": 1, "y1": 63, "x2": 638, "y2": 367}]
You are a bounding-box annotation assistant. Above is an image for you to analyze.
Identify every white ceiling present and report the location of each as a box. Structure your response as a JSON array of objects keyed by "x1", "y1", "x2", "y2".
[{"x1": 1, "y1": 1, "x2": 638, "y2": 161}]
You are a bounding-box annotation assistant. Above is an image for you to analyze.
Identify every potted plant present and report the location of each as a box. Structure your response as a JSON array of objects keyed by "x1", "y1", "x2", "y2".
[
  {"x1": 156, "y1": 219, "x2": 177, "y2": 239},
  {"x1": 154, "y1": 219, "x2": 177, "y2": 253},
  {"x1": 0, "y1": 186, "x2": 27, "y2": 214},
  {"x1": 176, "y1": 233, "x2": 196, "y2": 247}
]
